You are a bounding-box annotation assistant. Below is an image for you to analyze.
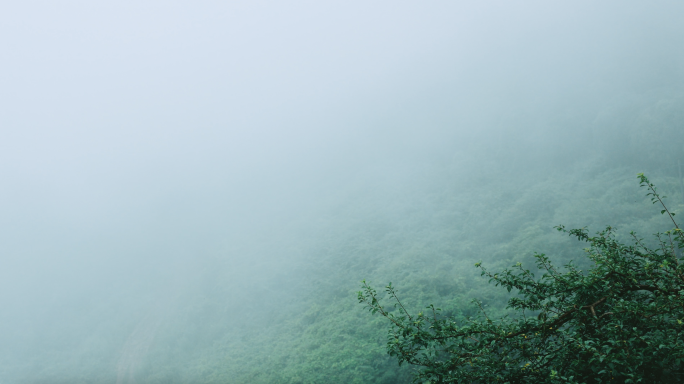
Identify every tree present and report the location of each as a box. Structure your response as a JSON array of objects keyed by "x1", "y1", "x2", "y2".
[{"x1": 359, "y1": 174, "x2": 684, "y2": 383}]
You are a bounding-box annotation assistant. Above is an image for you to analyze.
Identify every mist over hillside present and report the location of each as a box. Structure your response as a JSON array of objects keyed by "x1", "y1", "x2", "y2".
[{"x1": 1, "y1": 1, "x2": 683, "y2": 383}]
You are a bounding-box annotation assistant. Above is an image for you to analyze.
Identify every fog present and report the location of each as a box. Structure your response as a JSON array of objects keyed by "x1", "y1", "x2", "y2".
[{"x1": 1, "y1": 1, "x2": 684, "y2": 383}]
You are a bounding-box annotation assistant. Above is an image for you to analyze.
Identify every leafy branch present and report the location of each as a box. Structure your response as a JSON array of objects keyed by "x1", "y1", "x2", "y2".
[{"x1": 359, "y1": 174, "x2": 684, "y2": 383}]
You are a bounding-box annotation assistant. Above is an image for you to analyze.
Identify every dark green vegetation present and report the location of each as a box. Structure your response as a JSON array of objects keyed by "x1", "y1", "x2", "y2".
[{"x1": 360, "y1": 174, "x2": 684, "y2": 383}]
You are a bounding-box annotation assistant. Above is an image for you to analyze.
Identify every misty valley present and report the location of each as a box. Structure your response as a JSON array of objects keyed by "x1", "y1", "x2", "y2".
[{"x1": 1, "y1": 2, "x2": 684, "y2": 383}]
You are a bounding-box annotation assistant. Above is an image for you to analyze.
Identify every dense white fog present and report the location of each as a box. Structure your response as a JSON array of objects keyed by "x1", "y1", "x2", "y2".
[{"x1": 1, "y1": 1, "x2": 683, "y2": 383}]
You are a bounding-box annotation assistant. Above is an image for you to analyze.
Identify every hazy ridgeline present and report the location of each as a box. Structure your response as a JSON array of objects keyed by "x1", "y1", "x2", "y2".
[{"x1": 1, "y1": 2, "x2": 684, "y2": 383}]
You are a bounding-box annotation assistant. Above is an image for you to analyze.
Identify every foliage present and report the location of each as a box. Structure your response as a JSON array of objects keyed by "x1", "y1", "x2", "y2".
[{"x1": 359, "y1": 174, "x2": 684, "y2": 383}]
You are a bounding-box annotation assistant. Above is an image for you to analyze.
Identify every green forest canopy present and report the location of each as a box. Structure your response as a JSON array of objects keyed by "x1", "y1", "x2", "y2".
[{"x1": 360, "y1": 174, "x2": 684, "y2": 383}]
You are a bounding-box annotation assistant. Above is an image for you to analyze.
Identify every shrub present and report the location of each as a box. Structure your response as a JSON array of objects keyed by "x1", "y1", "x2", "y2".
[{"x1": 359, "y1": 174, "x2": 684, "y2": 383}]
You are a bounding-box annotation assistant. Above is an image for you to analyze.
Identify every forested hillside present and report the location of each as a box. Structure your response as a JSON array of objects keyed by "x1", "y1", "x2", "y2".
[
  {"x1": 162, "y1": 92, "x2": 684, "y2": 384},
  {"x1": 5, "y1": 89, "x2": 682, "y2": 384}
]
